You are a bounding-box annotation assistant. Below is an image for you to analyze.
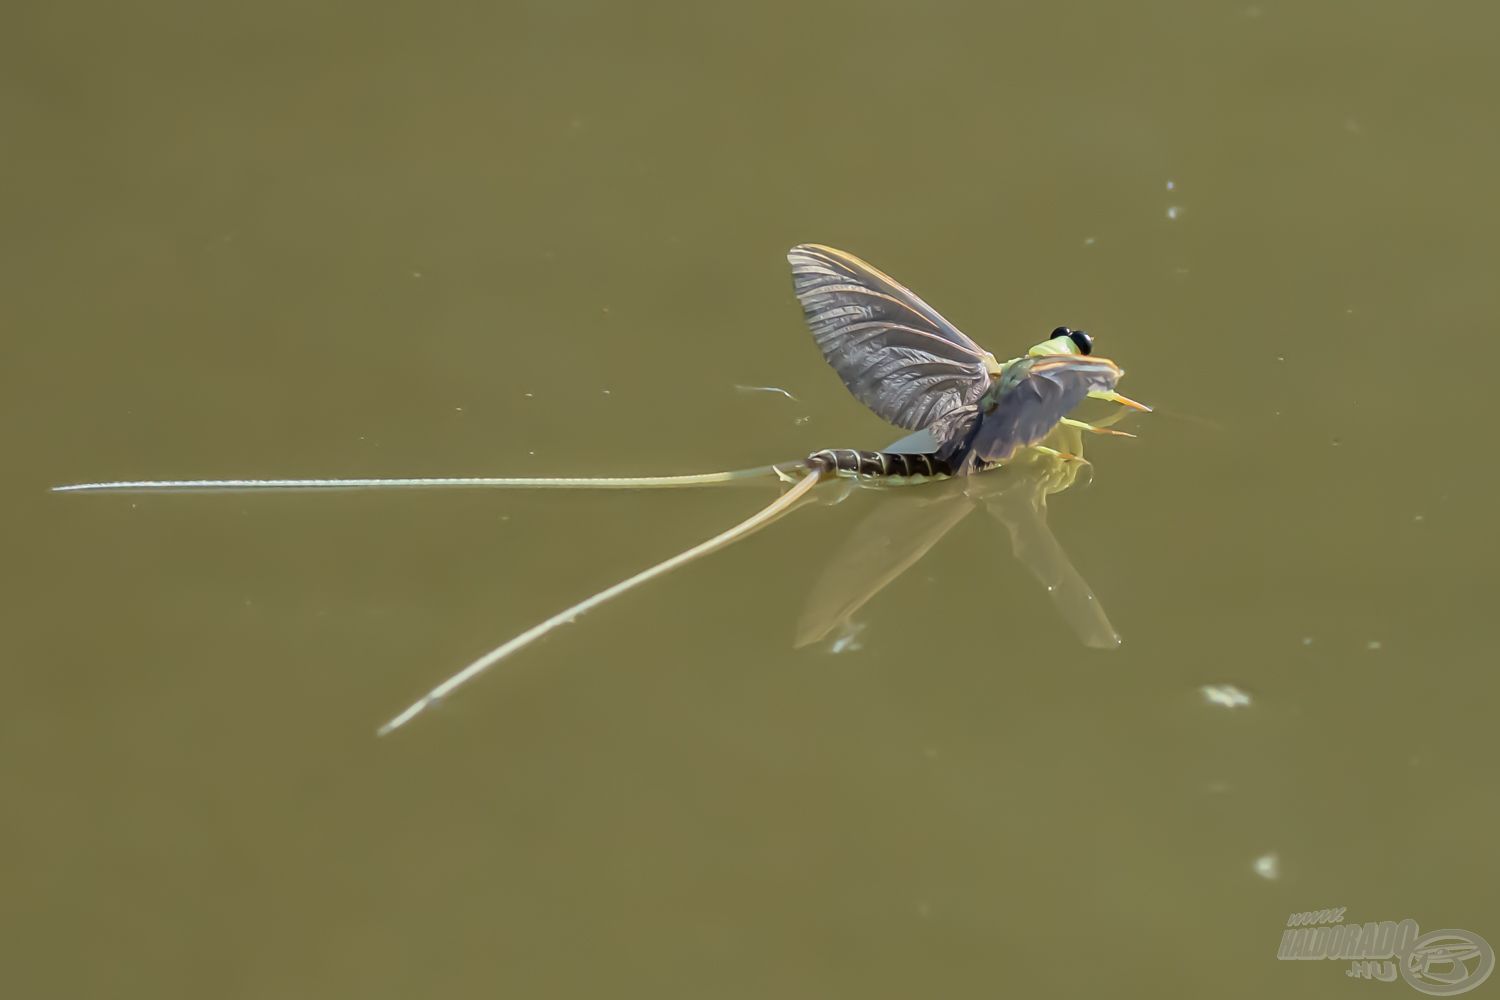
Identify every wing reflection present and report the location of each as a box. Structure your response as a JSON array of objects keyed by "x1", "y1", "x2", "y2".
[
  {"x1": 796, "y1": 424, "x2": 1121, "y2": 650},
  {"x1": 795, "y1": 488, "x2": 976, "y2": 648}
]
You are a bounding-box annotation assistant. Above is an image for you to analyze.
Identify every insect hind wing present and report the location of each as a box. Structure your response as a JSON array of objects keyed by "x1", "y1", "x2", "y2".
[{"x1": 969, "y1": 357, "x2": 1123, "y2": 465}]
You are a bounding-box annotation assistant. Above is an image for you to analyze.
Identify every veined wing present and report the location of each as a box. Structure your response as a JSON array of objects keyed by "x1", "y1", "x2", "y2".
[
  {"x1": 959, "y1": 356, "x2": 1123, "y2": 467},
  {"x1": 788, "y1": 244, "x2": 995, "y2": 430}
]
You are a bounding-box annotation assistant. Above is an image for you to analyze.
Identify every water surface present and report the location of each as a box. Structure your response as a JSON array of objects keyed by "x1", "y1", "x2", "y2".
[{"x1": 7, "y1": 2, "x2": 1500, "y2": 996}]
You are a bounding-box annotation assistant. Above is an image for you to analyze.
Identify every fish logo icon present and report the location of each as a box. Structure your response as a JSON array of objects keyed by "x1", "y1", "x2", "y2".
[{"x1": 1400, "y1": 929, "x2": 1494, "y2": 996}]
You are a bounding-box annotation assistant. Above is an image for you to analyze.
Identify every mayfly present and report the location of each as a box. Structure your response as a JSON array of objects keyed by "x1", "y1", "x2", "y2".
[{"x1": 55, "y1": 244, "x2": 1150, "y2": 734}]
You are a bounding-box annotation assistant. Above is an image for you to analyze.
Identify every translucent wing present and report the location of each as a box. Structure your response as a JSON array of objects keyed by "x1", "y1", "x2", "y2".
[
  {"x1": 955, "y1": 356, "x2": 1124, "y2": 467},
  {"x1": 788, "y1": 244, "x2": 994, "y2": 430}
]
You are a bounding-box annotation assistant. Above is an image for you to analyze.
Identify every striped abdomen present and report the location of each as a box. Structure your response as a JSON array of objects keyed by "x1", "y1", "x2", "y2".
[{"x1": 802, "y1": 449, "x2": 953, "y2": 483}]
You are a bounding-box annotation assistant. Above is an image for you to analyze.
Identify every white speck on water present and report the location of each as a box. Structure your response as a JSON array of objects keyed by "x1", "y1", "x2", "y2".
[
  {"x1": 1206, "y1": 779, "x2": 1231, "y2": 794},
  {"x1": 1253, "y1": 853, "x2": 1280, "y2": 880},
  {"x1": 1166, "y1": 205, "x2": 1182, "y2": 220},
  {"x1": 793, "y1": 416, "x2": 811, "y2": 426},
  {"x1": 829, "y1": 621, "x2": 866, "y2": 654},
  {"x1": 1201, "y1": 684, "x2": 1253, "y2": 709},
  {"x1": 1166, "y1": 179, "x2": 1175, "y2": 191},
  {"x1": 1276, "y1": 355, "x2": 1286, "y2": 362},
  {"x1": 411, "y1": 271, "x2": 423, "y2": 278},
  {"x1": 454, "y1": 407, "x2": 463, "y2": 412},
  {"x1": 735, "y1": 384, "x2": 799, "y2": 401},
  {"x1": 1083, "y1": 236, "x2": 1097, "y2": 246},
  {"x1": 524, "y1": 393, "x2": 534, "y2": 398},
  {"x1": 1413, "y1": 513, "x2": 1425, "y2": 522},
  {"x1": 1366, "y1": 640, "x2": 1382, "y2": 651},
  {"x1": 1302, "y1": 636, "x2": 1315, "y2": 646},
  {"x1": 528, "y1": 450, "x2": 535, "y2": 456}
]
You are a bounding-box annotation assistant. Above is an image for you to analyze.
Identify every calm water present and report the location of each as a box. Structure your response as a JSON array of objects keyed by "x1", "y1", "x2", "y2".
[{"x1": 7, "y1": 2, "x2": 1500, "y2": 997}]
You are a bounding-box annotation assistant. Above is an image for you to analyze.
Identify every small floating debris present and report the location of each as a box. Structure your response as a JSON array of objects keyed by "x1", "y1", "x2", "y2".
[
  {"x1": 734, "y1": 384, "x2": 799, "y2": 401},
  {"x1": 829, "y1": 621, "x2": 866, "y2": 654},
  {"x1": 1200, "y1": 684, "x2": 1252, "y2": 709},
  {"x1": 1253, "y1": 852, "x2": 1280, "y2": 880}
]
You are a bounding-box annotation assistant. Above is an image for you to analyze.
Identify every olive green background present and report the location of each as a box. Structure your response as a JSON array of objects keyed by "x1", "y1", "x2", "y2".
[{"x1": 5, "y1": 2, "x2": 1498, "y2": 997}]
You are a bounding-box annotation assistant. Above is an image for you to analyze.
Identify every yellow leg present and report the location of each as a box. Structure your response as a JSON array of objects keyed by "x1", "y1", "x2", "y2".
[
  {"x1": 1061, "y1": 417, "x2": 1137, "y2": 438},
  {"x1": 1030, "y1": 445, "x2": 1091, "y2": 467},
  {"x1": 1088, "y1": 389, "x2": 1152, "y2": 412}
]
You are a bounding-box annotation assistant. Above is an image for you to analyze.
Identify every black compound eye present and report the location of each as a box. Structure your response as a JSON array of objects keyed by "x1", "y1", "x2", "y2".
[
  {"x1": 1068, "y1": 330, "x2": 1093, "y2": 355},
  {"x1": 1050, "y1": 326, "x2": 1072, "y2": 339}
]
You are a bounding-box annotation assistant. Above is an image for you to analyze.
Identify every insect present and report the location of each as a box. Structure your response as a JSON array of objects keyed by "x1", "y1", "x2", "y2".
[{"x1": 55, "y1": 244, "x2": 1150, "y2": 734}]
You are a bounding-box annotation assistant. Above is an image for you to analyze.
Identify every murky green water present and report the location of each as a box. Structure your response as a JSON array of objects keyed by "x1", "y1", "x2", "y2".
[{"x1": 7, "y1": 1, "x2": 1500, "y2": 996}]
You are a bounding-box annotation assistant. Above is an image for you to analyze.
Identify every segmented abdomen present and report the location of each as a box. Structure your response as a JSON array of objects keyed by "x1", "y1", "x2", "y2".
[{"x1": 803, "y1": 449, "x2": 951, "y2": 482}]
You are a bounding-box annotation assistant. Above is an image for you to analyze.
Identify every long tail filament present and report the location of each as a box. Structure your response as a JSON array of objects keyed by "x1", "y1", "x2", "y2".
[{"x1": 377, "y1": 467, "x2": 823, "y2": 735}]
